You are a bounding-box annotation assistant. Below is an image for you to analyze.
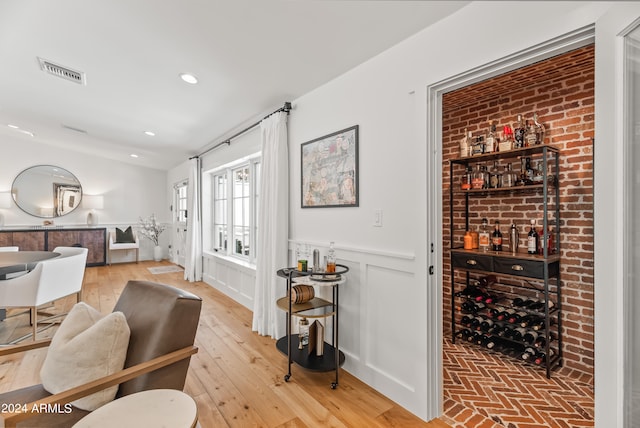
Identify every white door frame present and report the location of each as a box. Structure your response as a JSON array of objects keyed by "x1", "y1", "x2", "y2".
[{"x1": 425, "y1": 25, "x2": 594, "y2": 417}]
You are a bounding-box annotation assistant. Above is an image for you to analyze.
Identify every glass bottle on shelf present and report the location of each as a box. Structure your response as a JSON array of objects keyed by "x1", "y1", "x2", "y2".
[
  {"x1": 499, "y1": 126, "x2": 514, "y2": 152},
  {"x1": 489, "y1": 160, "x2": 502, "y2": 189},
  {"x1": 481, "y1": 165, "x2": 490, "y2": 189},
  {"x1": 479, "y1": 218, "x2": 491, "y2": 251},
  {"x1": 471, "y1": 136, "x2": 485, "y2": 156},
  {"x1": 471, "y1": 164, "x2": 485, "y2": 189},
  {"x1": 460, "y1": 166, "x2": 472, "y2": 190},
  {"x1": 492, "y1": 220, "x2": 503, "y2": 251},
  {"x1": 527, "y1": 220, "x2": 539, "y2": 255},
  {"x1": 298, "y1": 317, "x2": 310, "y2": 348},
  {"x1": 532, "y1": 160, "x2": 544, "y2": 184},
  {"x1": 513, "y1": 114, "x2": 526, "y2": 149},
  {"x1": 525, "y1": 119, "x2": 538, "y2": 147},
  {"x1": 460, "y1": 128, "x2": 471, "y2": 158},
  {"x1": 502, "y1": 163, "x2": 518, "y2": 187},
  {"x1": 485, "y1": 121, "x2": 496, "y2": 153},
  {"x1": 533, "y1": 112, "x2": 545, "y2": 145},
  {"x1": 326, "y1": 242, "x2": 336, "y2": 273}
]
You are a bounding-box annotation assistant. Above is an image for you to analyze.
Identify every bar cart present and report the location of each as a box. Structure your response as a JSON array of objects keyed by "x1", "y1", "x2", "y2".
[{"x1": 275, "y1": 264, "x2": 348, "y2": 389}]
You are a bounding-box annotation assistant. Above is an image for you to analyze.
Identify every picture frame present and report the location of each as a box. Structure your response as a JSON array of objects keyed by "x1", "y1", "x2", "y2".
[{"x1": 301, "y1": 125, "x2": 359, "y2": 208}]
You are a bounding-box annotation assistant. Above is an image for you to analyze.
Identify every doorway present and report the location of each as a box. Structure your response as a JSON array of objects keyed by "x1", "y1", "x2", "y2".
[
  {"x1": 172, "y1": 180, "x2": 188, "y2": 267},
  {"x1": 426, "y1": 26, "x2": 595, "y2": 423}
]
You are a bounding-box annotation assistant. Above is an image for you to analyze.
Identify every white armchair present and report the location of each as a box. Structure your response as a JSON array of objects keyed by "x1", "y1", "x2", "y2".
[
  {"x1": 108, "y1": 229, "x2": 140, "y2": 264},
  {"x1": 0, "y1": 246, "x2": 88, "y2": 341}
]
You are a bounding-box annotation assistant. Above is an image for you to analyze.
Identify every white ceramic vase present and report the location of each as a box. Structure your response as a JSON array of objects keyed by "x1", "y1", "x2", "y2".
[{"x1": 153, "y1": 245, "x2": 162, "y2": 261}]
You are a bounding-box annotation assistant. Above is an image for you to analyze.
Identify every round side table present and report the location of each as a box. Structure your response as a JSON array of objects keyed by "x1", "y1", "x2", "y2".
[{"x1": 72, "y1": 389, "x2": 198, "y2": 428}]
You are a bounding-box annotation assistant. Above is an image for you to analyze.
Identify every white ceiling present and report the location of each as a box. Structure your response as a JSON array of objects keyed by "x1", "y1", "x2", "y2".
[{"x1": 0, "y1": 0, "x2": 468, "y2": 170}]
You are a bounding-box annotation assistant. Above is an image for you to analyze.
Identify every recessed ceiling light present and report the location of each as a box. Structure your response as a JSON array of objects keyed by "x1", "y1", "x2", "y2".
[
  {"x1": 7, "y1": 124, "x2": 34, "y2": 137},
  {"x1": 7, "y1": 124, "x2": 18, "y2": 129},
  {"x1": 144, "y1": 131, "x2": 155, "y2": 136},
  {"x1": 130, "y1": 154, "x2": 139, "y2": 158},
  {"x1": 179, "y1": 73, "x2": 198, "y2": 84}
]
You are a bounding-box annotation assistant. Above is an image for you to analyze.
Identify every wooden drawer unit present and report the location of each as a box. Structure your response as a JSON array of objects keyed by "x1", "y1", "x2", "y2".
[
  {"x1": 451, "y1": 250, "x2": 493, "y2": 272},
  {"x1": 494, "y1": 256, "x2": 559, "y2": 280},
  {"x1": 0, "y1": 228, "x2": 105, "y2": 266}
]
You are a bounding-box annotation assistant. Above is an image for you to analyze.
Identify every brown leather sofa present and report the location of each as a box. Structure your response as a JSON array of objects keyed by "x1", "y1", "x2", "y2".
[{"x1": 0, "y1": 280, "x2": 202, "y2": 427}]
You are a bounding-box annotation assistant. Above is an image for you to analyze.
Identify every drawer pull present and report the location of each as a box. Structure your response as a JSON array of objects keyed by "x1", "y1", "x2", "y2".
[
  {"x1": 511, "y1": 264, "x2": 524, "y2": 271},
  {"x1": 466, "y1": 259, "x2": 477, "y2": 266}
]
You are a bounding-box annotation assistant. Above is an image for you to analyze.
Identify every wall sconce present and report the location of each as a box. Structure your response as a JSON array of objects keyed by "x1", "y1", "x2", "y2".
[
  {"x1": 0, "y1": 192, "x2": 11, "y2": 228},
  {"x1": 83, "y1": 195, "x2": 104, "y2": 226}
]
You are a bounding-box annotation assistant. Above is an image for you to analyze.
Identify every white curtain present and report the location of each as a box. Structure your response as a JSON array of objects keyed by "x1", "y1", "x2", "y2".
[
  {"x1": 184, "y1": 156, "x2": 202, "y2": 282},
  {"x1": 252, "y1": 111, "x2": 289, "y2": 338}
]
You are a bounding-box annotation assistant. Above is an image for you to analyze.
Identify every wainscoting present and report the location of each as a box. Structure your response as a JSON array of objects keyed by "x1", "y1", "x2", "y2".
[{"x1": 201, "y1": 242, "x2": 424, "y2": 417}]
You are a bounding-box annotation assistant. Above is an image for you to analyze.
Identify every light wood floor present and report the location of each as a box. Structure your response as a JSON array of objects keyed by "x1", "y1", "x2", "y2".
[{"x1": 0, "y1": 261, "x2": 449, "y2": 428}]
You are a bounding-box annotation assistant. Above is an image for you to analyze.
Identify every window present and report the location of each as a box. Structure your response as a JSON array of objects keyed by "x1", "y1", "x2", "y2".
[
  {"x1": 175, "y1": 182, "x2": 188, "y2": 223},
  {"x1": 211, "y1": 156, "x2": 260, "y2": 262}
]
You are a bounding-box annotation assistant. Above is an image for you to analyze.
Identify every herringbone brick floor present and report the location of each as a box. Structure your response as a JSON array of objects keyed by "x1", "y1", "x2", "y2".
[{"x1": 441, "y1": 338, "x2": 594, "y2": 428}]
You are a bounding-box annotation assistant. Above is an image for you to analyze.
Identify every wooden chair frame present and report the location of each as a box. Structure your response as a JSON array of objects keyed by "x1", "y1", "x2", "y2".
[{"x1": 0, "y1": 339, "x2": 197, "y2": 427}]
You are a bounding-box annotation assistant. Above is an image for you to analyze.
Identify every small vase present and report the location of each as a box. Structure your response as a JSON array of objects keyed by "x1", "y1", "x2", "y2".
[{"x1": 153, "y1": 245, "x2": 162, "y2": 261}]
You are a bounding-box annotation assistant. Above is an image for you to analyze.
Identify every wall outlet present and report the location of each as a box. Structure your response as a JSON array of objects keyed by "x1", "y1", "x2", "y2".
[{"x1": 373, "y1": 209, "x2": 383, "y2": 227}]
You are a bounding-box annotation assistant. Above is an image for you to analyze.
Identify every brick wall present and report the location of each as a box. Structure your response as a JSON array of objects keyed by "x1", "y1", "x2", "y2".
[{"x1": 441, "y1": 45, "x2": 595, "y2": 377}]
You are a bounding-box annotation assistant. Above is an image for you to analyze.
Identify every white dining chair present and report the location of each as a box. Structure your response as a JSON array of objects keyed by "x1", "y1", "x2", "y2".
[{"x1": 0, "y1": 246, "x2": 88, "y2": 342}]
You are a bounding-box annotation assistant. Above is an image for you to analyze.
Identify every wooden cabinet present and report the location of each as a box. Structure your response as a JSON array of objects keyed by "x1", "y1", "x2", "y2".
[{"x1": 0, "y1": 228, "x2": 106, "y2": 266}]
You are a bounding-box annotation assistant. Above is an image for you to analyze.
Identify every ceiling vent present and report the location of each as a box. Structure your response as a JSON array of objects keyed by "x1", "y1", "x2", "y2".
[{"x1": 37, "y1": 57, "x2": 86, "y2": 85}]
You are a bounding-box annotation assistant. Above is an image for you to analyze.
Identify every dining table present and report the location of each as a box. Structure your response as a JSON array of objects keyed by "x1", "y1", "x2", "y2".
[{"x1": 0, "y1": 250, "x2": 60, "y2": 320}]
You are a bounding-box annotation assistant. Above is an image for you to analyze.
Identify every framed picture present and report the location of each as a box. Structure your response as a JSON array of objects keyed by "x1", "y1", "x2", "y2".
[
  {"x1": 301, "y1": 125, "x2": 359, "y2": 208},
  {"x1": 53, "y1": 183, "x2": 82, "y2": 216}
]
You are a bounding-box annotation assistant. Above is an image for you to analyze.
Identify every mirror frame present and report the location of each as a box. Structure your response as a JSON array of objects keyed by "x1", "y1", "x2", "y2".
[{"x1": 11, "y1": 165, "x2": 83, "y2": 218}]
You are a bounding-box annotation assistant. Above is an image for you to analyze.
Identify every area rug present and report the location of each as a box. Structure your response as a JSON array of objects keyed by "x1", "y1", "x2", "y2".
[{"x1": 147, "y1": 265, "x2": 184, "y2": 275}]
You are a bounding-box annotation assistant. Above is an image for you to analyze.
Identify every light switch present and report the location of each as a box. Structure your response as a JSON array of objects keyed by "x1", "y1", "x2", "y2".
[{"x1": 373, "y1": 209, "x2": 383, "y2": 227}]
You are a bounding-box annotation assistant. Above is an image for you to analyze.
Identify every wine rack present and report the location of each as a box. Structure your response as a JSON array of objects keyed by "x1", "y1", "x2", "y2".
[{"x1": 449, "y1": 145, "x2": 561, "y2": 378}]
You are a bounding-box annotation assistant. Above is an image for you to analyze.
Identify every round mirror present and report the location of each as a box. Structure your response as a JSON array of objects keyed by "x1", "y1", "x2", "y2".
[{"x1": 11, "y1": 165, "x2": 82, "y2": 218}]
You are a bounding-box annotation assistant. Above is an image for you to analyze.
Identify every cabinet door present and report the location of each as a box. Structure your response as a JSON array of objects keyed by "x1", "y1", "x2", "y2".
[
  {"x1": 47, "y1": 229, "x2": 106, "y2": 266},
  {"x1": 12, "y1": 231, "x2": 46, "y2": 251},
  {"x1": 0, "y1": 231, "x2": 13, "y2": 247}
]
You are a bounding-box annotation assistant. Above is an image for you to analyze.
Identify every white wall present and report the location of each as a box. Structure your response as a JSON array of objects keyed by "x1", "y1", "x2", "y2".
[
  {"x1": 169, "y1": 1, "x2": 638, "y2": 423},
  {"x1": 0, "y1": 134, "x2": 170, "y2": 261}
]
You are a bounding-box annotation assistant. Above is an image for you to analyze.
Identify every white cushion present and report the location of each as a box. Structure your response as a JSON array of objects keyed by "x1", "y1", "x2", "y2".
[{"x1": 40, "y1": 302, "x2": 130, "y2": 411}]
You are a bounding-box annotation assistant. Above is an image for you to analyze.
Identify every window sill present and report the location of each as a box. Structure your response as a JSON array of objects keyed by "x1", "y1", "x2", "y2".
[{"x1": 204, "y1": 250, "x2": 256, "y2": 271}]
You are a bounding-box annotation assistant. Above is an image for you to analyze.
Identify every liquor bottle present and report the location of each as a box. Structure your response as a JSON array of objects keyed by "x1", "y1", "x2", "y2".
[
  {"x1": 527, "y1": 220, "x2": 539, "y2": 254},
  {"x1": 481, "y1": 165, "x2": 490, "y2": 189},
  {"x1": 489, "y1": 160, "x2": 502, "y2": 188},
  {"x1": 513, "y1": 114, "x2": 526, "y2": 149},
  {"x1": 326, "y1": 242, "x2": 336, "y2": 273},
  {"x1": 479, "y1": 218, "x2": 491, "y2": 251},
  {"x1": 298, "y1": 317, "x2": 310, "y2": 348},
  {"x1": 525, "y1": 120, "x2": 538, "y2": 147},
  {"x1": 464, "y1": 231, "x2": 473, "y2": 250},
  {"x1": 509, "y1": 223, "x2": 520, "y2": 254},
  {"x1": 532, "y1": 160, "x2": 545, "y2": 184},
  {"x1": 492, "y1": 220, "x2": 503, "y2": 251},
  {"x1": 471, "y1": 164, "x2": 485, "y2": 189},
  {"x1": 296, "y1": 244, "x2": 308, "y2": 272},
  {"x1": 485, "y1": 121, "x2": 496, "y2": 153},
  {"x1": 533, "y1": 112, "x2": 545, "y2": 145},
  {"x1": 471, "y1": 230, "x2": 479, "y2": 249},
  {"x1": 502, "y1": 163, "x2": 518, "y2": 187},
  {"x1": 499, "y1": 126, "x2": 514, "y2": 152},
  {"x1": 460, "y1": 128, "x2": 471, "y2": 158},
  {"x1": 471, "y1": 136, "x2": 485, "y2": 156},
  {"x1": 460, "y1": 166, "x2": 472, "y2": 190}
]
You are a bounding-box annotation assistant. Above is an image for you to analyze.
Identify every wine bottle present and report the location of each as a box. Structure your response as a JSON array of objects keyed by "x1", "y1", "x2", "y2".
[
  {"x1": 461, "y1": 315, "x2": 473, "y2": 328},
  {"x1": 508, "y1": 311, "x2": 528, "y2": 324},
  {"x1": 480, "y1": 318, "x2": 494, "y2": 332},
  {"x1": 522, "y1": 330, "x2": 539, "y2": 345},
  {"x1": 499, "y1": 308, "x2": 516, "y2": 322},
  {"x1": 520, "y1": 346, "x2": 537, "y2": 361},
  {"x1": 470, "y1": 316, "x2": 485, "y2": 330},
  {"x1": 534, "y1": 349, "x2": 555, "y2": 365},
  {"x1": 455, "y1": 329, "x2": 472, "y2": 341},
  {"x1": 527, "y1": 219, "x2": 539, "y2": 254},
  {"x1": 492, "y1": 220, "x2": 503, "y2": 251},
  {"x1": 511, "y1": 327, "x2": 527, "y2": 342}
]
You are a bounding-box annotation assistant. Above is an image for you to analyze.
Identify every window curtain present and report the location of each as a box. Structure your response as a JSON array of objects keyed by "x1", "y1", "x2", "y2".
[
  {"x1": 252, "y1": 111, "x2": 288, "y2": 338},
  {"x1": 184, "y1": 156, "x2": 202, "y2": 282}
]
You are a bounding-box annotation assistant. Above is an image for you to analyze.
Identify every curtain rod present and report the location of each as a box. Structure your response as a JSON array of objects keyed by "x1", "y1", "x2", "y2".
[{"x1": 190, "y1": 101, "x2": 292, "y2": 160}]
